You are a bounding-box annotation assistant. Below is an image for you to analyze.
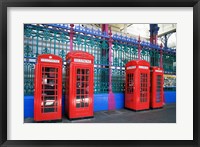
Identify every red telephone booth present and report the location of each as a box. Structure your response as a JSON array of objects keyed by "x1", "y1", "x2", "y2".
[
  {"x1": 125, "y1": 60, "x2": 150, "y2": 111},
  {"x1": 34, "y1": 54, "x2": 62, "y2": 121},
  {"x1": 150, "y1": 67, "x2": 164, "y2": 108},
  {"x1": 65, "y1": 51, "x2": 94, "y2": 119}
]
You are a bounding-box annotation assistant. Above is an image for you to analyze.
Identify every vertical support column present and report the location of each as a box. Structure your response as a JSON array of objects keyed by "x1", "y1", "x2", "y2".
[
  {"x1": 108, "y1": 28, "x2": 113, "y2": 94},
  {"x1": 160, "y1": 43, "x2": 163, "y2": 68},
  {"x1": 138, "y1": 35, "x2": 141, "y2": 60},
  {"x1": 149, "y1": 24, "x2": 159, "y2": 44},
  {"x1": 108, "y1": 26, "x2": 115, "y2": 110},
  {"x1": 164, "y1": 34, "x2": 168, "y2": 48},
  {"x1": 70, "y1": 24, "x2": 74, "y2": 52},
  {"x1": 101, "y1": 24, "x2": 109, "y2": 61},
  {"x1": 149, "y1": 24, "x2": 160, "y2": 66},
  {"x1": 102, "y1": 24, "x2": 109, "y2": 33}
]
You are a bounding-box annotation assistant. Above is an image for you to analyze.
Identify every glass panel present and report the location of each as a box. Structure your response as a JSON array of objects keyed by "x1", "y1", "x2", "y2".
[
  {"x1": 76, "y1": 68, "x2": 90, "y2": 108},
  {"x1": 77, "y1": 75, "x2": 81, "y2": 81},
  {"x1": 81, "y1": 89, "x2": 84, "y2": 94},
  {"x1": 77, "y1": 82, "x2": 81, "y2": 88},
  {"x1": 77, "y1": 69, "x2": 80, "y2": 74},
  {"x1": 44, "y1": 108, "x2": 55, "y2": 113},
  {"x1": 41, "y1": 67, "x2": 58, "y2": 113},
  {"x1": 140, "y1": 73, "x2": 148, "y2": 103},
  {"x1": 81, "y1": 102, "x2": 84, "y2": 107},
  {"x1": 86, "y1": 69, "x2": 89, "y2": 74},
  {"x1": 82, "y1": 76, "x2": 85, "y2": 81},
  {"x1": 82, "y1": 69, "x2": 85, "y2": 74},
  {"x1": 86, "y1": 76, "x2": 89, "y2": 81},
  {"x1": 76, "y1": 101, "x2": 80, "y2": 108},
  {"x1": 76, "y1": 89, "x2": 80, "y2": 94},
  {"x1": 156, "y1": 75, "x2": 162, "y2": 102}
]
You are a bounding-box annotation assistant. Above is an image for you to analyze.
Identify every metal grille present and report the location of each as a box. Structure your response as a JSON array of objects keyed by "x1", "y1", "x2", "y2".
[
  {"x1": 41, "y1": 67, "x2": 58, "y2": 113},
  {"x1": 94, "y1": 67, "x2": 109, "y2": 93},
  {"x1": 127, "y1": 74, "x2": 134, "y2": 94},
  {"x1": 76, "y1": 68, "x2": 90, "y2": 108},
  {"x1": 140, "y1": 73, "x2": 148, "y2": 103},
  {"x1": 112, "y1": 42, "x2": 137, "y2": 67},
  {"x1": 24, "y1": 62, "x2": 34, "y2": 94},
  {"x1": 24, "y1": 25, "x2": 70, "y2": 59},
  {"x1": 73, "y1": 33, "x2": 109, "y2": 93},
  {"x1": 163, "y1": 54, "x2": 175, "y2": 74},
  {"x1": 112, "y1": 68, "x2": 125, "y2": 92},
  {"x1": 156, "y1": 75, "x2": 162, "y2": 102},
  {"x1": 24, "y1": 24, "x2": 176, "y2": 95},
  {"x1": 73, "y1": 34, "x2": 109, "y2": 66}
]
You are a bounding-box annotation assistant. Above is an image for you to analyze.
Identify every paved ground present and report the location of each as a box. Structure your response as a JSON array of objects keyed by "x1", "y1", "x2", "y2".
[{"x1": 25, "y1": 103, "x2": 176, "y2": 123}]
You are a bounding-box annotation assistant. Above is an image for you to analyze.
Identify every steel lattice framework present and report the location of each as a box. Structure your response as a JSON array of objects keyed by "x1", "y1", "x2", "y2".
[{"x1": 24, "y1": 24, "x2": 176, "y2": 95}]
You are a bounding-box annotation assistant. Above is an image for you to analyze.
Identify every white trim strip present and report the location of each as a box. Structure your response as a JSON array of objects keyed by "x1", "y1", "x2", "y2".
[
  {"x1": 127, "y1": 66, "x2": 136, "y2": 70},
  {"x1": 74, "y1": 58, "x2": 91, "y2": 63},
  {"x1": 155, "y1": 70, "x2": 163, "y2": 73},
  {"x1": 41, "y1": 58, "x2": 60, "y2": 63},
  {"x1": 138, "y1": 66, "x2": 148, "y2": 69}
]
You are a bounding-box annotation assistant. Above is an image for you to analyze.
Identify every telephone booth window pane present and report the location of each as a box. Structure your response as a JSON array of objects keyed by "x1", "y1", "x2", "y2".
[
  {"x1": 140, "y1": 73, "x2": 148, "y2": 103},
  {"x1": 81, "y1": 102, "x2": 84, "y2": 107},
  {"x1": 82, "y1": 76, "x2": 85, "y2": 81},
  {"x1": 81, "y1": 82, "x2": 84, "y2": 87},
  {"x1": 156, "y1": 75, "x2": 162, "y2": 102},
  {"x1": 77, "y1": 69, "x2": 80, "y2": 74},
  {"x1": 41, "y1": 67, "x2": 58, "y2": 113},
  {"x1": 82, "y1": 69, "x2": 85, "y2": 74},
  {"x1": 127, "y1": 74, "x2": 134, "y2": 94},
  {"x1": 86, "y1": 69, "x2": 89, "y2": 74},
  {"x1": 76, "y1": 68, "x2": 90, "y2": 108},
  {"x1": 77, "y1": 75, "x2": 81, "y2": 81},
  {"x1": 77, "y1": 82, "x2": 81, "y2": 88},
  {"x1": 76, "y1": 103, "x2": 80, "y2": 108},
  {"x1": 77, "y1": 89, "x2": 80, "y2": 94},
  {"x1": 86, "y1": 76, "x2": 89, "y2": 81}
]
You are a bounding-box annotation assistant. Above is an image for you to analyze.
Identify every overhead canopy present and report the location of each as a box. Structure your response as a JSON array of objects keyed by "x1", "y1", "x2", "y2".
[{"x1": 81, "y1": 24, "x2": 176, "y2": 49}]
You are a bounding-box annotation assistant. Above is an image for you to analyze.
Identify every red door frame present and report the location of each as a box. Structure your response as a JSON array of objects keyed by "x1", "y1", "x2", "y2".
[
  {"x1": 66, "y1": 51, "x2": 94, "y2": 119},
  {"x1": 150, "y1": 67, "x2": 164, "y2": 108},
  {"x1": 34, "y1": 54, "x2": 62, "y2": 121},
  {"x1": 125, "y1": 60, "x2": 150, "y2": 111}
]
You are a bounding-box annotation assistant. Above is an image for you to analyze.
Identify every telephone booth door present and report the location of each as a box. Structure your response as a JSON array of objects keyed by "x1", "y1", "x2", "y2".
[
  {"x1": 34, "y1": 54, "x2": 62, "y2": 121},
  {"x1": 139, "y1": 71, "x2": 149, "y2": 109},
  {"x1": 66, "y1": 51, "x2": 94, "y2": 119},
  {"x1": 150, "y1": 67, "x2": 164, "y2": 108},
  {"x1": 125, "y1": 66, "x2": 135, "y2": 109},
  {"x1": 125, "y1": 60, "x2": 150, "y2": 111}
]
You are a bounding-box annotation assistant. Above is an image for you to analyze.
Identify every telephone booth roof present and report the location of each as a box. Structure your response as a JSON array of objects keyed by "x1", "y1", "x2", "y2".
[
  {"x1": 126, "y1": 60, "x2": 150, "y2": 67},
  {"x1": 37, "y1": 54, "x2": 62, "y2": 64},
  {"x1": 66, "y1": 51, "x2": 94, "y2": 61}
]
